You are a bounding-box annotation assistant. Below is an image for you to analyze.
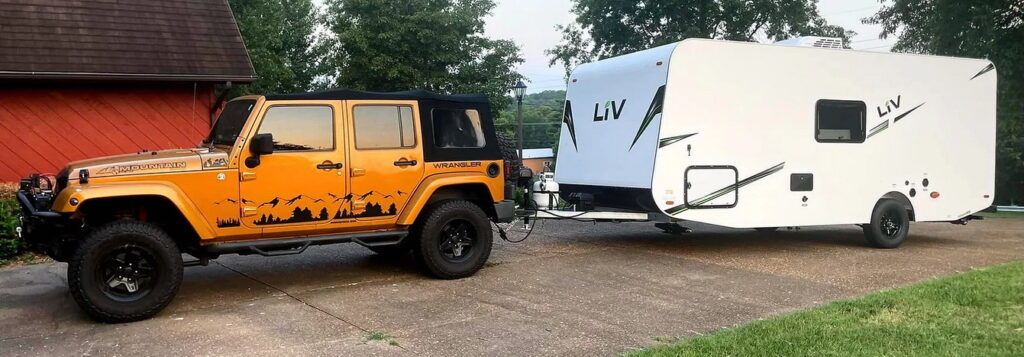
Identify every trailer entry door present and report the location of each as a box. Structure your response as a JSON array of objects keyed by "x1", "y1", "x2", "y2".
[{"x1": 684, "y1": 166, "x2": 739, "y2": 208}]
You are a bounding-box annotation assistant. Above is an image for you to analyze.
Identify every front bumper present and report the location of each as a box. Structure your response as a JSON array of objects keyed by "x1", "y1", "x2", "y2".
[{"x1": 16, "y1": 176, "x2": 76, "y2": 261}]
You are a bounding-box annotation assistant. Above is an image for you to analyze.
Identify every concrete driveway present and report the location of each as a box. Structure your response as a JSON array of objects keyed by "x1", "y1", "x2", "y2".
[{"x1": 2, "y1": 218, "x2": 1023, "y2": 356}]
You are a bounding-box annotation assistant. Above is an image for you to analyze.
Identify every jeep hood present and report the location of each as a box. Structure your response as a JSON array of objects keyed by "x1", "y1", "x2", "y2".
[{"x1": 66, "y1": 148, "x2": 230, "y2": 180}]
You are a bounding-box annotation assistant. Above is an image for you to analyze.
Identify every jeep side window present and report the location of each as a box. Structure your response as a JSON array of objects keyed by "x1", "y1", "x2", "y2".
[
  {"x1": 431, "y1": 108, "x2": 486, "y2": 148},
  {"x1": 257, "y1": 106, "x2": 335, "y2": 151},
  {"x1": 353, "y1": 105, "x2": 416, "y2": 149}
]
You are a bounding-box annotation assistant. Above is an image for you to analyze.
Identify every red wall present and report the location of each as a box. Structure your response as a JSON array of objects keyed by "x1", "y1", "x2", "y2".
[{"x1": 0, "y1": 84, "x2": 215, "y2": 182}]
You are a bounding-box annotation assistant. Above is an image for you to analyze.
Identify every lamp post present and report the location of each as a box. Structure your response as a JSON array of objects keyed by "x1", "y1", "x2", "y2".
[{"x1": 512, "y1": 80, "x2": 527, "y2": 160}]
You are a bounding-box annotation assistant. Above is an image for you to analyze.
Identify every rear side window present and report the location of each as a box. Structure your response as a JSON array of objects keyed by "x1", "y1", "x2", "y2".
[
  {"x1": 353, "y1": 106, "x2": 416, "y2": 149},
  {"x1": 432, "y1": 109, "x2": 486, "y2": 148},
  {"x1": 816, "y1": 100, "x2": 866, "y2": 143},
  {"x1": 257, "y1": 106, "x2": 335, "y2": 151}
]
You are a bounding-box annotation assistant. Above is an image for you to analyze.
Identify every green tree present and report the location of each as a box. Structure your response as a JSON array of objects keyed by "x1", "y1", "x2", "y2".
[
  {"x1": 229, "y1": 0, "x2": 325, "y2": 96},
  {"x1": 866, "y1": 1, "x2": 1024, "y2": 204},
  {"x1": 498, "y1": 90, "x2": 566, "y2": 150},
  {"x1": 323, "y1": 0, "x2": 524, "y2": 112},
  {"x1": 548, "y1": 0, "x2": 850, "y2": 76}
]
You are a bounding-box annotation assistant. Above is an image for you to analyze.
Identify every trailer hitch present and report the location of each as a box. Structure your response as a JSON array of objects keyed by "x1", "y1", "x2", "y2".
[{"x1": 951, "y1": 215, "x2": 983, "y2": 225}]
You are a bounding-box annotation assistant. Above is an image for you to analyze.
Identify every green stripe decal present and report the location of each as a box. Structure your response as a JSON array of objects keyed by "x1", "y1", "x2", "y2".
[
  {"x1": 867, "y1": 120, "x2": 889, "y2": 139},
  {"x1": 659, "y1": 133, "x2": 698, "y2": 148},
  {"x1": 630, "y1": 85, "x2": 666, "y2": 151},
  {"x1": 668, "y1": 162, "x2": 786, "y2": 215}
]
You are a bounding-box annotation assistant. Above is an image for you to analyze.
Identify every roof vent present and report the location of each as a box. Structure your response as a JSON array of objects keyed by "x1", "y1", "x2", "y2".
[{"x1": 774, "y1": 36, "x2": 844, "y2": 49}]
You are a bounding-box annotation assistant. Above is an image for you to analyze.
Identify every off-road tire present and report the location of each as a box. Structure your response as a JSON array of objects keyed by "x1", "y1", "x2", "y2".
[
  {"x1": 496, "y1": 132, "x2": 522, "y2": 178},
  {"x1": 68, "y1": 220, "x2": 183, "y2": 323},
  {"x1": 864, "y1": 199, "x2": 910, "y2": 249},
  {"x1": 413, "y1": 200, "x2": 493, "y2": 279}
]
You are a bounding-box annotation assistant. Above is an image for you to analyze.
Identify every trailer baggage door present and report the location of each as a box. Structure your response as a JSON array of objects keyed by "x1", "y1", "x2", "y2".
[{"x1": 684, "y1": 166, "x2": 738, "y2": 208}]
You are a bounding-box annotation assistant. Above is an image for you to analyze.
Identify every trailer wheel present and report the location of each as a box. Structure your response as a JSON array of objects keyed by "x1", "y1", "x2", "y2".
[
  {"x1": 413, "y1": 200, "x2": 493, "y2": 279},
  {"x1": 68, "y1": 220, "x2": 183, "y2": 323},
  {"x1": 864, "y1": 199, "x2": 910, "y2": 249}
]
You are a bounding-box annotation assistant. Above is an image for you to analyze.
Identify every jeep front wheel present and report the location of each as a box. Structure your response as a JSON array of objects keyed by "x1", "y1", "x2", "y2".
[
  {"x1": 68, "y1": 221, "x2": 183, "y2": 323},
  {"x1": 414, "y1": 200, "x2": 493, "y2": 279}
]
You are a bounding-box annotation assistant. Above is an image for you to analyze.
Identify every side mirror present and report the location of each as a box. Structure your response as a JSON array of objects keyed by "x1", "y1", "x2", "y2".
[
  {"x1": 250, "y1": 133, "x2": 275, "y2": 156},
  {"x1": 246, "y1": 134, "x2": 275, "y2": 169}
]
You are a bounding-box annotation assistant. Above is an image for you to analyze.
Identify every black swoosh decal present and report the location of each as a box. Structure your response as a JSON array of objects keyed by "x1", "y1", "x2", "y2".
[
  {"x1": 630, "y1": 85, "x2": 666, "y2": 150},
  {"x1": 659, "y1": 133, "x2": 698, "y2": 148},
  {"x1": 668, "y1": 162, "x2": 786, "y2": 215},
  {"x1": 893, "y1": 103, "x2": 925, "y2": 123},
  {"x1": 867, "y1": 120, "x2": 890, "y2": 139},
  {"x1": 563, "y1": 100, "x2": 578, "y2": 151},
  {"x1": 970, "y1": 63, "x2": 995, "y2": 80}
]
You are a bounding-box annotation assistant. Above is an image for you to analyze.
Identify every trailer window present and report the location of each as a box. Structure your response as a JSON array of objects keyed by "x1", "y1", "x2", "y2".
[
  {"x1": 432, "y1": 109, "x2": 486, "y2": 148},
  {"x1": 816, "y1": 100, "x2": 866, "y2": 143}
]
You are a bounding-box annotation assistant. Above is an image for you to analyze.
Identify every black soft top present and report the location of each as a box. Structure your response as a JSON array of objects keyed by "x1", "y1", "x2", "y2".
[{"x1": 265, "y1": 88, "x2": 489, "y2": 104}]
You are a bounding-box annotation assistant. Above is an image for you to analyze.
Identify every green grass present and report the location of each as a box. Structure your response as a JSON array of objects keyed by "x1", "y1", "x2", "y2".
[
  {"x1": 365, "y1": 331, "x2": 400, "y2": 347},
  {"x1": 979, "y1": 210, "x2": 1024, "y2": 219},
  {"x1": 631, "y1": 262, "x2": 1024, "y2": 357}
]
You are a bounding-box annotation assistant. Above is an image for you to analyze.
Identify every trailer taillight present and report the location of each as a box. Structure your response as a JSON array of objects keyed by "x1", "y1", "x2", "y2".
[{"x1": 930, "y1": 192, "x2": 940, "y2": 199}]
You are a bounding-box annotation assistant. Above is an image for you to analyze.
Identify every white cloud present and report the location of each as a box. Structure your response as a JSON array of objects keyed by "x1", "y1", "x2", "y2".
[{"x1": 486, "y1": 0, "x2": 898, "y2": 93}]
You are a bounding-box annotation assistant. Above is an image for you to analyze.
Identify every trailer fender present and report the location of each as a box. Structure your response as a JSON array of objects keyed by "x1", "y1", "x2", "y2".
[
  {"x1": 397, "y1": 173, "x2": 500, "y2": 226},
  {"x1": 53, "y1": 182, "x2": 216, "y2": 238},
  {"x1": 880, "y1": 191, "x2": 916, "y2": 222}
]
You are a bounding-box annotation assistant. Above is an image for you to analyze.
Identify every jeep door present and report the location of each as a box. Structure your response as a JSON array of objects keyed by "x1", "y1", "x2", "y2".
[
  {"x1": 340, "y1": 100, "x2": 424, "y2": 225},
  {"x1": 238, "y1": 101, "x2": 347, "y2": 237}
]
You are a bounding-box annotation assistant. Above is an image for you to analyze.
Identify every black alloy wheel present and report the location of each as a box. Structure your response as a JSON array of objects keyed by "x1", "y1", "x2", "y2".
[
  {"x1": 864, "y1": 199, "x2": 910, "y2": 249},
  {"x1": 438, "y1": 219, "x2": 477, "y2": 263},
  {"x1": 97, "y1": 245, "x2": 158, "y2": 302}
]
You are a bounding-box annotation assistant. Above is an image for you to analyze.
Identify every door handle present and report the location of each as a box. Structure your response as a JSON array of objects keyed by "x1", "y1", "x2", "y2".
[
  {"x1": 317, "y1": 162, "x2": 344, "y2": 170},
  {"x1": 394, "y1": 159, "x2": 418, "y2": 167}
]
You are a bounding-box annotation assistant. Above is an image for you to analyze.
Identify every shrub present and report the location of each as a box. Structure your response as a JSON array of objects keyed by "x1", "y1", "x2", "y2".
[
  {"x1": 0, "y1": 199, "x2": 23, "y2": 261},
  {"x1": 0, "y1": 182, "x2": 17, "y2": 200}
]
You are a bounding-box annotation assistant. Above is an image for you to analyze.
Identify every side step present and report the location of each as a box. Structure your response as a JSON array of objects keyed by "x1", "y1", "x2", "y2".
[{"x1": 203, "y1": 231, "x2": 408, "y2": 257}]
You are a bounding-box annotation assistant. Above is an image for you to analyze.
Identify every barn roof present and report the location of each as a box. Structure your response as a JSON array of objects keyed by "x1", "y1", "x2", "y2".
[{"x1": 0, "y1": 0, "x2": 256, "y2": 83}]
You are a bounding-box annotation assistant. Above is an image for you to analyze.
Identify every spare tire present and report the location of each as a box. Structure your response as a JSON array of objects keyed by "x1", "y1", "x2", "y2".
[{"x1": 496, "y1": 132, "x2": 522, "y2": 180}]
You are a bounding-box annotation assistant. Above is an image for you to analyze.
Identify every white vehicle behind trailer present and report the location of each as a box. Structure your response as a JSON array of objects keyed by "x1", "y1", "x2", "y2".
[{"x1": 549, "y1": 38, "x2": 997, "y2": 248}]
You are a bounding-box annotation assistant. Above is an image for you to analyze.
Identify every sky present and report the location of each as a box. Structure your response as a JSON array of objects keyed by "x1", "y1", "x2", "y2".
[{"x1": 485, "y1": 0, "x2": 899, "y2": 93}]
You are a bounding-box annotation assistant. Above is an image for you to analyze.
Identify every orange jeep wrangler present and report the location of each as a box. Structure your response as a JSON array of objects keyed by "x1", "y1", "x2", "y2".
[{"x1": 16, "y1": 89, "x2": 520, "y2": 322}]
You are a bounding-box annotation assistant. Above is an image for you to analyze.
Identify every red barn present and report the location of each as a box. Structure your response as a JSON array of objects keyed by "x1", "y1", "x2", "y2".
[{"x1": 0, "y1": 0, "x2": 256, "y2": 182}]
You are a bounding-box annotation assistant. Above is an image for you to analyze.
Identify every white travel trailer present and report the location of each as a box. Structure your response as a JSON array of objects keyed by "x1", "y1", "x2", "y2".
[{"x1": 553, "y1": 38, "x2": 997, "y2": 248}]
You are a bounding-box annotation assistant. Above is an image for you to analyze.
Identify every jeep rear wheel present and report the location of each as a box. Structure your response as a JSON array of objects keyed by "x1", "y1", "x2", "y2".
[
  {"x1": 414, "y1": 200, "x2": 493, "y2": 279},
  {"x1": 68, "y1": 221, "x2": 183, "y2": 323}
]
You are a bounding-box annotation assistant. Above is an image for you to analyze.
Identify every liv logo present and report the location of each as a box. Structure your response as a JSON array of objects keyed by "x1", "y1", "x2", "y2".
[
  {"x1": 877, "y1": 95, "x2": 902, "y2": 117},
  {"x1": 593, "y1": 99, "x2": 626, "y2": 121}
]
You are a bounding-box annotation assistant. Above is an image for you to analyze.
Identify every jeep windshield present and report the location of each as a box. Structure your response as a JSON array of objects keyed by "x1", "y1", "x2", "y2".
[{"x1": 205, "y1": 100, "x2": 257, "y2": 146}]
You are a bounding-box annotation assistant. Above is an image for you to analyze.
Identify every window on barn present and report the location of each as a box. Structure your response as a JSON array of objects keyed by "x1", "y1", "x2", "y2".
[
  {"x1": 258, "y1": 106, "x2": 335, "y2": 151},
  {"x1": 353, "y1": 106, "x2": 416, "y2": 149},
  {"x1": 816, "y1": 100, "x2": 866, "y2": 143},
  {"x1": 432, "y1": 109, "x2": 487, "y2": 148}
]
